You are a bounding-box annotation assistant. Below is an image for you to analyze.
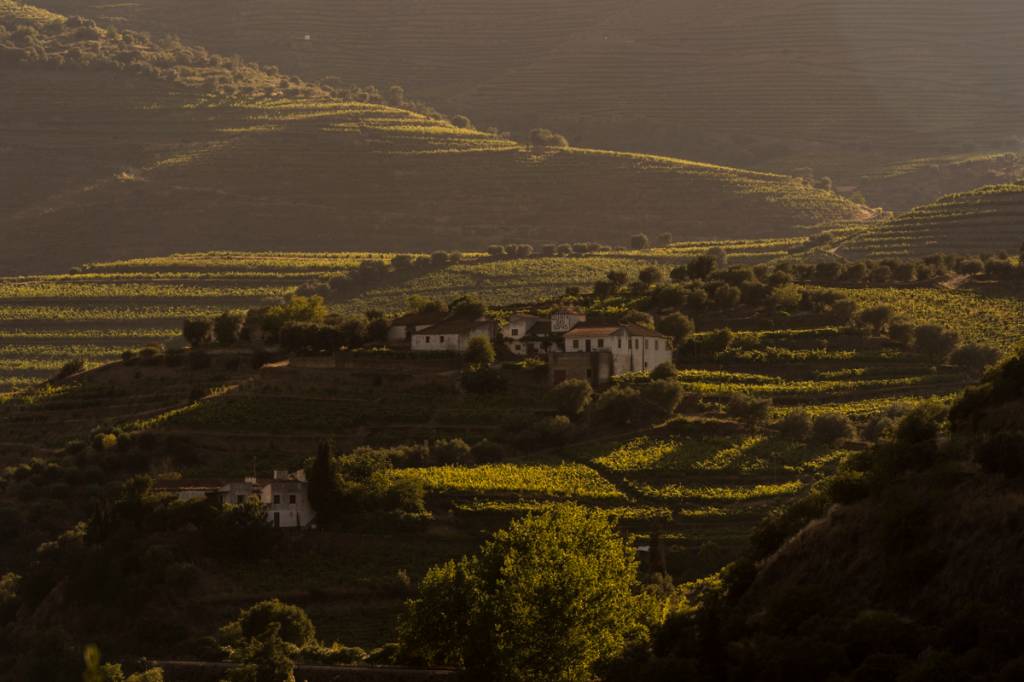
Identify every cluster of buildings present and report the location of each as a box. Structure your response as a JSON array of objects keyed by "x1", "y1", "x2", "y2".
[
  {"x1": 386, "y1": 307, "x2": 673, "y2": 386},
  {"x1": 155, "y1": 470, "x2": 314, "y2": 528}
]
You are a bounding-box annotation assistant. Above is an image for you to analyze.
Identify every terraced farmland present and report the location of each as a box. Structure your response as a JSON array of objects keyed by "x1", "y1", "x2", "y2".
[
  {"x1": 835, "y1": 183, "x2": 1024, "y2": 258},
  {"x1": 34, "y1": 0, "x2": 1024, "y2": 186},
  {"x1": 1, "y1": 0, "x2": 862, "y2": 275},
  {"x1": 0, "y1": 252, "x2": 376, "y2": 392}
]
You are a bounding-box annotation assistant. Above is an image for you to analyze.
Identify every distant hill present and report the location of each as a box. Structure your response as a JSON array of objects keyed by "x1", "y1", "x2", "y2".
[
  {"x1": 29, "y1": 0, "x2": 1024, "y2": 193},
  {"x1": 835, "y1": 183, "x2": 1024, "y2": 259},
  {"x1": 0, "y1": 1, "x2": 865, "y2": 275}
]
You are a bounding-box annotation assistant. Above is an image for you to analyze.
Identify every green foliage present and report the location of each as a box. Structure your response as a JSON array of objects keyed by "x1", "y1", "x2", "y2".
[
  {"x1": 399, "y1": 505, "x2": 645, "y2": 681},
  {"x1": 464, "y1": 336, "x2": 496, "y2": 367},
  {"x1": 214, "y1": 311, "x2": 244, "y2": 346},
  {"x1": 259, "y1": 295, "x2": 327, "y2": 340},
  {"x1": 950, "y1": 343, "x2": 1000, "y2": 374},
  {"x1": 856, "y1": 305, "x2": 893, "y2": 334},
  {"x1": 223, "y1": 623, "x2": 296, "y2": 682},
  {"x1": 305, "y1": 443, "x2": 425, "y2": 525},
  {"x1": 83, "y1": 644, "x2": 164, "y2": 682},
  {"x1": 811, "y1": 413, "x2": 855, "y2": 444},
  {"x1": 182, "y1": 318, "x2": 212, "y2": 347},
  {"x1": 656, "y1": 313, "x2": 694, "y2": 345},
  {"x1": 912, "y1": 325, "x2": 959, "y2": 363},
  {"x1": 649, "y1": 362, "x2": 678, "y2": 381},
  {"x1": 221, "y1": 599, "x2": 317, "y2": 651},
  {"x1": 727, "y1": 393, "x2": 771, "y2": 426},
  {"x1": 528, "y1": 128, "x2": 569, "y2": 148},
  {"x1": 776, "y1": 409, "x2": 812, "y2": 441},
  {"x1": 550, "y1": 379, "x2": 594, "y2": 417}
]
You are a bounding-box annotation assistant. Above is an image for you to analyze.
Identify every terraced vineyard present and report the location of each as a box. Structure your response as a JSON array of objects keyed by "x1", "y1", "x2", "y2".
[
  {"x1": 34, "y1": 0, "x2": 1024, "y2": 188},
  {"x1": 0, "y1": 241, "x2": 823, "y2": 392},
  {"x1": 1, "y1": 0, "x2": 861, "y2": 275},
  {"x1": 835, "y1": 183, "x2": 1024, "y2": 258},
  {"x1": 0, "y1": 252, "x2": 375, "y2": 392}
]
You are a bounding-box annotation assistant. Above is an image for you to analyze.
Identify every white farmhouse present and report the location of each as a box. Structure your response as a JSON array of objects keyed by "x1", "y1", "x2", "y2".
[
  {"x1": 155, "y1": 470, "x2": 315, "y2": 528},
  {"x1": 502, "y1": 314, "x2": 554, "y2": 356},
  {"x1": 561, "y1": 323, "x2": 672, "y2": 375},
  {"x1": 386, "y1": 311, "x2": 449, "y2": 347},
  {"x1": 261, "y1": 470, "x2": 314, "y2": 529},
  {"x1": 550, "y1": 307, "x2": 587, "y2": 333},
  {"x1": 411, "y1": 319, "x2": 498, "y2": 352}
]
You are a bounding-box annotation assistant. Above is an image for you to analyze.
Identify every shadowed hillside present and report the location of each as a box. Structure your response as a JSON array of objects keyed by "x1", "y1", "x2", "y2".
[
  {"x1": 30, "y1": 0, "x2": 1024, "y2": 195},
  {"x1": 836, "y1": 183, "x2": 1024, "y2": 259},
  {"x1": 0, "y1": 0, "x2": 865, "y2": 274}
]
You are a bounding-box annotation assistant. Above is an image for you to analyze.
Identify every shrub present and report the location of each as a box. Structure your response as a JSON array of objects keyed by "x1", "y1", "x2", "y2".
[
  {"x1": 464, "y1": 337, "x2": 496, "y2": 367},
  {"x1": 727, "y1": 393, "x2": 772, "y2": 426},
  {"x1": 182, "y1": 318, "x2": 212, "y2": 347},
  {"x1": 950, "y1": 343, "x2": 1000, "y2": 374},
  {"x1": 593, "y1": 386, "x2": 643, "y2": 425},
  {"x1": 912, "y1": 325, "x2": 959, "y2": 363},
  {"x1": 656, "y1": 313, "x2": 694, "y2": 345},
  {"x1": 703, "y1": 328, "x2": 734, "y2": 354},
  {"x1": 214, "y1": 312, "x2": 244, "y2": 346},
  {"x1": 549, "y1": 379, "x2": 593, "y2": 417},
  {"x1": 640, "y1": 380, "x2": 685, "y2": 419},
  {"x1": 630, "y1": 234, "x2": 650, "y2": 250},
  {"x1": 856, "y1": 306, "x2": 893, "y2": 334},
  {"x1": 223, "y1": 598, "x2": 316, "y2": 650},
  {"x1": 431, "y1": 438, "x2": 473, "y2": 466},
  {"x1": 686, "y1": 255, "x2": 716, "y2": 280},
  {"x1": 53, "y1": 358, "x2": 85, "y2": 381},
  {"x1": 776, "y1": 410, "x2": 812, "y2": 441},
  {"x1": 888, "y1": 319, "x2": 915, "y2": 347},
  {"x1": 638, "y1": 266, "x2": 662, "y2": 284},
  {"x1": 649, "y1": 362, "x2": 677, "y2": 381},
  {"x1": 812, "y1": 414, "x2": 855, "y2": 444},
  {"x1": 528, "y1": 128, "x2": 569, "y2": 147},
  {"x1": 713, "y1": 284, "x2": 742, "y2": 308}
]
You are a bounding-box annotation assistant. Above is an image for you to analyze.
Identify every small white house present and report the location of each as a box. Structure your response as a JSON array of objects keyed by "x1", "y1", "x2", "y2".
[
  {"x1": 260, "y1": 470, "x2": 314, "y2": 529},
  {"x1": 550, "y1": 308, "x2": 587, "y2": 333},
  {"x1": 411, "y1": 319, "x2": 498, "y2": 352},
  {"x1": 386, "y1": 311, "x2": 449, "y2": 347},
  {"x1": 561, "y1": 324, "x2": 672, "y2": 375},
  {"x1": 156, "y1": 470, "x2": 315, "y2": 528},
  {"x1": 503, "y1": 315, "x2": 555, "y2": 356}
]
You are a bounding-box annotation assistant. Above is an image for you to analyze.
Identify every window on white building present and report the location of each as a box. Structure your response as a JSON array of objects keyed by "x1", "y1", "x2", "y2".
[
  {"x1": 236, "y1": 495, "x2": 244, "y2": 504},
  {"x1": 573, "y1": 340, "x2": 580, "y2": 349},
  {"x1": 597, "y1": 339, "x2": 604, "y2": 348},
  {"x1": 273, "y1": 494, "x2": 281, "y2": 504},
  {"x1": 617, "y1": 338, "x2": 622, "y2": 348},
  {"x1": 289, "y1": 494, "x2": 296, "y2": 504},
  {"x1": 654, "y1": 340, "x2": 659, "y2": 350},
  {"x1": 440, "y1": 336, "x2": 445, "y2": 343},
  {"x1": 511, "y1": 328, "x2": 519, "y2": 336},
  {"x1": 425, "y1": 336, "x2": 431, "y2": 343}
]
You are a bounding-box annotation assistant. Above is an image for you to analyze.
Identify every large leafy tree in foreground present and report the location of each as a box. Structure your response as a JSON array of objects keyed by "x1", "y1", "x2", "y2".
[{"x1": 399, "y1": 505, "x2": 646, "y2": 681}]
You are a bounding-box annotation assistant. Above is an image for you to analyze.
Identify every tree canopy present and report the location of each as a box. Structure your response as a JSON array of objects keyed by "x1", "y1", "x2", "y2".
[{"x1": 399, "y1": 505, "x2": 646, "y2": 681}]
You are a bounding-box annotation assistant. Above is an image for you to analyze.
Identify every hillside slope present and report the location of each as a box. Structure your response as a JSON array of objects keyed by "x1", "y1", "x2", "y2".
[
  {"x1": 0, "y1": 1, "x2": 864, "y2": 274},
  {"x1": 835, "y1": 182, "x2": 1024, "y2": 258},
  {"x1": 30, "y1": 0, "x2": 1024, "y2": 188},
  {"x1": 609, "y1": 355, "x2": 1024, "y2": 681}
]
